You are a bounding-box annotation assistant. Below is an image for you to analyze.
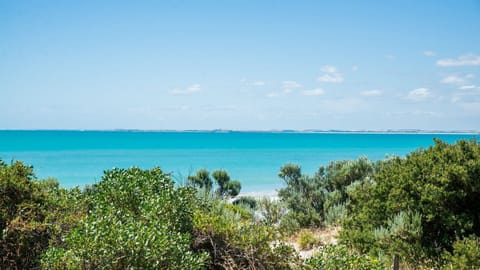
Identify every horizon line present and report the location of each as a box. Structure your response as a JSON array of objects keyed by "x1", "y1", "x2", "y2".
[{"x1": 1, "y1": 128, "x2": 479, "y2": 134}]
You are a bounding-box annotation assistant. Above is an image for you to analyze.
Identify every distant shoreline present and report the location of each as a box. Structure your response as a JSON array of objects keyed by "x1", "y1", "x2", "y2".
[{"x1": 1, "y1": 129, "x2": 480, "y2": 135}]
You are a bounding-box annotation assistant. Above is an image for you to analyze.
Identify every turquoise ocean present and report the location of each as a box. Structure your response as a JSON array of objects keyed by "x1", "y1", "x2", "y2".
[{"x1": 0, "y1": 131, "x2": 477, "y2": 194}]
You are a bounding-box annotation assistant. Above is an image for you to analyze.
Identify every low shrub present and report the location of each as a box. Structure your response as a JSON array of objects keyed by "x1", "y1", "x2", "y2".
[
  {"x1": 305, "y1": 244, "x2": 385, "y2": 270},
  {"x1": 297, "y1": 229, "x2": 322, "y2": 250},
  {"x1": 443, "y1": 235, "x2": 480, "y2": 269}
]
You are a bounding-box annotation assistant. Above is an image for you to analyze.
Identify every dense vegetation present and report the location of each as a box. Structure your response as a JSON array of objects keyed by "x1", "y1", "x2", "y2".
[{"x1": 0, "y1": 139, "x2": 479, "y2": 269}]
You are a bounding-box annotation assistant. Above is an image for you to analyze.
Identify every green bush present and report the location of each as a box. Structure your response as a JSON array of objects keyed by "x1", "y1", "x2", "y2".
[
  {"x1": 192, "y1": 198, "x2": 301, "y2": 269},
  {"x1": 297, "y1": 230, "x2": 322, "y2": 250},
  {"x1": 41, "y1": 167, "x2": 207, "y2": 269},
  {"x1": 257, "y1": 197, "x2": 287, "y2": 226},
  {"x1": 305, "y1": 244, "x2": 385, "y2": 270},
  {"x1": 190, "y1": 169, "x2": 242, "y2": 198},
  {"x1": 342, "y1": 139, "x2": 480, "y2": 261},
  {"x1": 443, "y1": 235, "x2": 480, "y2": 269},
  {"x1": 373, "y1": 210, "x2": 424, "y2": 264},
  {"x1": 278, "y1": 164, "x2": 324, "y2": 227},
  {"x1": 0, "y1": 160, "x2": 51, "y2": 269},
  {"x1": 233, "y1": 196, "x2": 257, "y2": 210},
  {"x1": 278, "y1": 158, "x2": 378, "y2": 228}
]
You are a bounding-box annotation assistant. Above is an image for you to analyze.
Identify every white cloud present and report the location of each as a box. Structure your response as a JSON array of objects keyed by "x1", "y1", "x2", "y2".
[
  {"x1": 281, "y1": 80, "x2": 302, "y2": 89},
  {"x1": 252, "y1": 81, "x2": 266, "y2": 86},
  {"x1": 318, "y1": 73, "x2": 344, "y2": 83},
  {"x1": 441, "y1": 74, "x2": 474, "y2": 85},
  {"x1": 423, "y1": 51, "x2": 436, "y2": 57},
  {"x1": 406, "y1": 88, "x2": 431, "y2": 101},
  {"x1": 302, "y1": 88, "x2": 325, "y2": 96},
  {"x1": 459, "y1": 85, "x2": 477, "y2": 90},
  {"x1": 352, "y1": 65, "x2": 359, "y2": 72},
  {"x1": 320, "y1": 65, "x2": 337, "y2": 73},
  {"x1": 318, "y1": 65, "x2": 344, "y2": 83},
  {"x1": 436, "y1": 53, "x2": 480, "y2": 67},
  {"x1": 441, "y1": 75, "x2": 467, "y2": 84},
  {"x1": 384, "y1": 54, "x2": 396, "y2": 60},
  {"x1": 170, "y1": 84, "x2": 201, "y2": 95},
  {"x1": 451, "y1": 85, "x2": 480, "y2": 104},
  {"x1": 361, "y1": 90, "x2": 383, "y2": 97}
]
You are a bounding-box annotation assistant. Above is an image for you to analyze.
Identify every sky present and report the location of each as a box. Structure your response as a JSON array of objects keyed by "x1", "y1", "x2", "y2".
[{"x1": 1, "y1": 1, "x2": 479, "y2": 131}]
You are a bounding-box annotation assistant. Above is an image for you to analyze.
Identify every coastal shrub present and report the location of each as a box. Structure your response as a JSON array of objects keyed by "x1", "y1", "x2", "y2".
[
  {"x1": 41, "y1": 167, "x2": 207, "y2": 269},
  {"x1": 278, "y1": 164, "x2": 324, "y2": 227},
  {"x1": 319, "y1": 157, "x2": 375, "y2": 198},
  {"x1": 257, "y1": 197, "x2": 287, "y2": 226},
  {"x1": 297, "y1": 229, "x2": 322, "y2": 250},
  {"x1": 305, "y1": 244, "x2": 385, "y2": 270},
  {"x1": 233, "y1": 196, "x2": 257, "y2": 210},
  {"x1": 192, "y1": 198, "x2": 301, "y2": 269},
  {"x1": 319, "y1": 158, "x2": 378, "y2": 227},
  {"x1": 0, "y1": 160, "x2": 51, "y2": 269},
  {"x1": 37, "y1": 178, "x2": 91, "y2": 249},
  {"x1": 341, "y1": 139, "x2": 480, "y2": 262},
  {"x1": 0, "y1": 161, "x2": 87, "y2": 270},
  {"x1": 443, "y1": 235, "x2": 480, "y2": 269},
  {"x1": 188, "y1": 168, "x2": 213, "y2": 191},
  {"x1": 323, "y1": 202, "x2": 347, "y2": 226},
  {"x1": 373, "y1": 210, "x2": 424, "y2": 265},
  {"x1": 278, "y1": 158, "x2": 378, "y2": 228},
  {"x1": 190, "y1": 169, "x2": 242, "y2": 198},
  {"x1": 212, "y1": 169, "x2": 242, "y2": 198}
]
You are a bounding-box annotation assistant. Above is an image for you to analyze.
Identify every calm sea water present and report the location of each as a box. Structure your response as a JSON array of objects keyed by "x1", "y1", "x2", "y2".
[{"x1": 0, "y1": 131, "x2": 476, "y2": 194}]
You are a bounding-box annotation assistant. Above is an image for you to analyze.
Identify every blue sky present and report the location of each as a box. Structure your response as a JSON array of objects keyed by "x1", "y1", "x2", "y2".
[{"x1": 1, "y1": 1, "x2": 479, "y2": 130}]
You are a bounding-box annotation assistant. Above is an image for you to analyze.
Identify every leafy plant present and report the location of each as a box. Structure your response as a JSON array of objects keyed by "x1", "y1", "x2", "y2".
[
  {"x1": 342, "y1": 139, "x2": 480, "y2": 261},
  {"x1": 305, "y1": 244, "x2": 385, "y2": 270},
  {"x1": 188, "y1": 168, "x2": 213, "y2": 191},
  {"x1": 297, "y1": 229, "x2": 322, "y2": 250},
  {"x1": 41, "y1": 167, "x2": 207, "y2": 269},
  {"x1": 212, "y1": 169, "x2": 242, "y2": 198},
  {"x1": 257, "y1": 197, "x2": 287, "y2": 226},
  {"x1": 278, "y1": 164, "x2": 324, "y2": 227},
  {"x1": 192, "y1": 197, "x2": 301, "y2": 269},
  {"x1": 443, "y1": 235, "x2": 480, "y2": 269}
]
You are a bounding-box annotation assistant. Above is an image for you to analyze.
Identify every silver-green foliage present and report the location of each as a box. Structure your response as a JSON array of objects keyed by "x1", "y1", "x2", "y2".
[
  {"x1": 42, "y1": 167, "x2": 207, "y2": 269},
  {"x1": 256, "y1": 197, "x2": 287, "y2": 226},
  {"x1": 373, "y1": 210, "x2": 423, "y2": 264}
]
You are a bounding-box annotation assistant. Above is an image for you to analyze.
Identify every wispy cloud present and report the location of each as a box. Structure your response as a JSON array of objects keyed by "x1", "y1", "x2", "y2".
[
  {"x1": 423, "y1": 51, "x2": 436, "y2": 57},
  {"x1": 170, "y1": 84, "x2": 201, "y2": 95},
  {"x1": 436, "y1": 53, "x2": 480, "y2": 67},
  {"x1": 266, "y1": 88, "x2": 295, "y2": 98},
  {"x1": 320, "y1": 65, "x2": 337, "y2": 73},
  {"x1": 317, "y1": 65, "x2": 344, "y2": 83},
  {"x1": 252, "y1": 81, "x2": 266, "y2": 86},
  {"x1": 352, "y1": 65, "x2": 359, "y2": 72},
  {"x1": 441, "y1": 75, "x2": 466, "y2": 85},
  {"x1": 281, "y1": 80, "x2": 302, "y2": 89},
  {"x1": 318, "y1": 73, "x2": 344, "y2": 83},
  {"x1": 459, "y1": 85, "x2": 477, "y2": 90},
  {"x1": 361, "y1": 89, "x2": 383, "y2": 97},
  {"x1": 406, "y1": 88, "x2": 431, "y2": 101},
  {"x1": 440, "y1": 74, "x2": 474, "y2": 85},
  {"x1": 302, "y1": 88, "x2": 325, "y2": 96}
]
